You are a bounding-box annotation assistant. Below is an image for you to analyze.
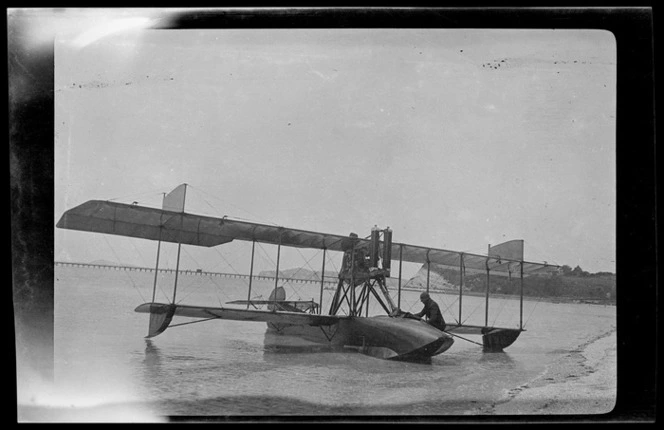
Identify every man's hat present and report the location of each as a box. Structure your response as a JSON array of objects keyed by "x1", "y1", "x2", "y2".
[{"x1": 420, "y1": 292, "x2": 430, "y2": 300}]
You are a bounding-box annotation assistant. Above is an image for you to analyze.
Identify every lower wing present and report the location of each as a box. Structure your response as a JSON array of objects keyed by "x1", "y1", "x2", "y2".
[{"x1": 135, "y1": 302, "x2": 343, "y2": 338}]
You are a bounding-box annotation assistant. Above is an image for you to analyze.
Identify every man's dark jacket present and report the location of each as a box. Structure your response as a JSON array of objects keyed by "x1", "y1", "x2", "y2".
[{"x1": 414, "y1": 298, "x2": 446, "y2": 331}]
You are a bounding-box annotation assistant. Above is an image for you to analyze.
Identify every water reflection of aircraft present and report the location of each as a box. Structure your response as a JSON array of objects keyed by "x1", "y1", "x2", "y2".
[
  {"x1": 57, "y1": 184, "x2": 558, "y2": 362},
  {"x1": 477, "y1": 348, "x2": 516, "y2": 370},
  {"x1": 142, "y1": 340, "x2": 163, "y2": 380},
  {"x1": 144, "y1": 340, "x2": 161, "y2": 363}
]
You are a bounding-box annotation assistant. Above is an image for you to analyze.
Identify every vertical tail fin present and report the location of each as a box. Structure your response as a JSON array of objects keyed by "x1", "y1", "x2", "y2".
[
  {"x1": 267, "y1": 286, "x2": 286, "y2": 311},
  {"x1": 488, "y1": 240, "x2": 524, "y2": 261},
  {"x1": 162, "y1": 183, "x2": 187, "y2": 212}
]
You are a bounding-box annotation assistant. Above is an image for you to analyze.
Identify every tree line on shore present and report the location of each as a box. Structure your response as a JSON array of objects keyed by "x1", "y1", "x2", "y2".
[
  {"x1": 428, "y1": 264, "x2": 616, "y2": 300},
  {"x1": 260, "y1": 263, "x2": 616, "y2": 301}
]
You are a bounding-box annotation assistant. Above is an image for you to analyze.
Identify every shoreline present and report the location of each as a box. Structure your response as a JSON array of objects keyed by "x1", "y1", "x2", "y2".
[{"x1": 482, "y1": 326, "x2": 617, "y2": 415}]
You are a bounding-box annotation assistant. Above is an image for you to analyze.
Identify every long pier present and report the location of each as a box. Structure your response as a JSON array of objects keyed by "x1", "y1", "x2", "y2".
[
  {"x1": 54, "y1": 261, "x2": 340, "y2": 285},
  {"x1": 54, "y1": 261, "x2": 613, "y2": 305}
]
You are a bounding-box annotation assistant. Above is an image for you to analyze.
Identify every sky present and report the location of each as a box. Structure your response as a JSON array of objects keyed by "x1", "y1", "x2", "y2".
[{"x1": 53, "y1": 14, "x2": 617, "y2": 276}]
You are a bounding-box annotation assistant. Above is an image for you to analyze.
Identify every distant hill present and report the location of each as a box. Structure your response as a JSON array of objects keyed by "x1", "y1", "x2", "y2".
[
  {"x1": 404, "y1": 265, "x2": 458, "y2": 291},
  {"x1": 424, "y1": 263, "x2": 616, "y2": 301}
]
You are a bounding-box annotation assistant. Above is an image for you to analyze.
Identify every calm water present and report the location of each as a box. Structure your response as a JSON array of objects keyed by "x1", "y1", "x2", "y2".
[{"x1": 53, "y1": 265, "x2": 616, "y2": 417}]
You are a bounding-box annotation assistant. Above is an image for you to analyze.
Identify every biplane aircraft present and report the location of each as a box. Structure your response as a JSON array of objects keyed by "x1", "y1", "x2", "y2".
[{"x1": 56, "y1": 184, "x2": 559, "y2": 362}]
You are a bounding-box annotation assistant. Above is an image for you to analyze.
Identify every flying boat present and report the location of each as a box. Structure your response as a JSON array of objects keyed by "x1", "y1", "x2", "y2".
[{"x1": 56, "y1": 184, "x2": 559, "y2": 362}]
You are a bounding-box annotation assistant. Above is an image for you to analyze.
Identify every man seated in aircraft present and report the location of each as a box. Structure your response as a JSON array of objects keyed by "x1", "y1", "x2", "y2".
[
  {"x1": 353, "y1": 245, "x2": 371, "y2": 273},
  {"x1": 339, "y1": 233, "x2": 357, "y2": 278},
  {"x1": 413, "y1": 292, "x2": 446, "y2": 331},
  {"x1": 340, "y1": 233, "x2": 371, "y2": 279}
]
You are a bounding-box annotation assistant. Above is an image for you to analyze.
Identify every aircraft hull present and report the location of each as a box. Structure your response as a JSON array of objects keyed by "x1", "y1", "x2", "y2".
[{"x1": 264, "y1": 315, "x2": 453, "y2": 361}]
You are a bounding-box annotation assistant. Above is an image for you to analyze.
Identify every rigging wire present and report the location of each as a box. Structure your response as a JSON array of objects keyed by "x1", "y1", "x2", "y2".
[
  {"x1": 255, "y1": 242, "x2": 276, "y2": 269},
  {"x1": 522, "y1": 294, "x2": 545, "y2": 329},
  {"x1": 443, "y1": 331, "x2": 484, "y2": 347},
  {"x1": 440, "y1": 295, "x2": 459, "y2": 317},
  {"x1": 189, "y1": 185, "x2": 280, "y2": 226},
  {"x1": 204, "y1": 275, "x2": 234, "y2": 308},
  {"x1": 150, "y1": 271, "x2": 171, "y2": 303},
  {"x1": 320, "y1": 252, "x2": 341, "y2": 305},
  {"x1": 404, "y1": 297, "x2": 419, "y2": 313},
  {"x1": 254, "y1": 241, "x2": 317, "y2": 300},
  {"x1": 173, "y1": 247, "x2": 215, "y2": 305},
  {"x1": 324, "y1": 251, "x2": 340, "y2": 276},
  {"x1": 490, "y1": 295, "x2": 511, "y2": 327},
  {"x1": 169, "y1": 317, "x2": 219, "y2": 328},
  {"x1": 525, "y1": 243, "x2": 561, "y2": 267},
  {"x1": 189, "y1": 185, "x2": 347, "y2": 302},
  {"x1": 170, "y1": 259, "x2": 247, "y2": 308},
  {"x1": 394, "y1": 277, "x2": 420, "y2": 313},
  {"x1": 100, "y1": 235, "x2": 147, "y2": 303},
  {"x1": 211, "y1": 246, "x2": 251, "y2": 289},
  {"x1": 460, "y1": 302, "x2": 482, "y2": 326},
  {"x1": 282, "y1": 248, "x2": 324, "y2": 301},
  {"x1": 125, "y1": 237, "x2": 173, "y2": 301},
  {"x1": 295, "y1": 248, "x2": 323, "y2": 278},
  {"x1": 194, "y1": 190, "x2": 226, "y2": 218},
  {"x1": 128, "y1": 240, "x2": 149, "y2": 267},
  {"x1": 127, "y1": 239, "x2": 170, "y2": 302},
  {"x1": 106, "y1": 189, "x2": 165, "y2": 204},
  {"x1": 208, "y1": 246, "x2": 254, "y2": 304},
  {"x1": 151, "y1": 245, "x2": 175, "y2": 303},
  {"x1": 460, "y1": 246, "x2": 492, "y2": 256}
]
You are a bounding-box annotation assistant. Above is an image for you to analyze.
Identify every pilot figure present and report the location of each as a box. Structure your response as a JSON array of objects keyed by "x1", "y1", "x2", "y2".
[
  {"x1": 340, "y1": 232, "x2": 370, "y2": 279},
  {"x1": 414, "y1": 292, "x2": 446, "y2": 331}
]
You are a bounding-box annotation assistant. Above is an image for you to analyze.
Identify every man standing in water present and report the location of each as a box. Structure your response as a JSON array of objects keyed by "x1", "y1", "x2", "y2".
[{"x1": 414, "y1": 292, "x2": 446, "y2": 331}]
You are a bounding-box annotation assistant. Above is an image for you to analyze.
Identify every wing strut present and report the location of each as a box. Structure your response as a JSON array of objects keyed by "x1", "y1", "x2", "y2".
[
  {"x1": 150, "y1": 193, "x2": 166, "y2": 304},
  {"x1": 318, "y1": 248, "x2": 326, "y2": 315},
  {"x1": 272, "y1": 230, "x2": 282, "y2": 309},
  {"x1": 170, "y1": 184, "x2": 188, "y2": 303},
  {"x1": 146, "y1": 184, "x2": 188, "y2": 337},
  {"x1": 485, "y1": 245, "x2": 491, "y2": 327},
  {"x1": 246, "y1": 240, "x2": 256, "y2": 309}
]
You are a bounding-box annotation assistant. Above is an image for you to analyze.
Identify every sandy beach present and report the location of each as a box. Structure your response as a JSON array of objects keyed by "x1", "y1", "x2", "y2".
[{"x1": 483, "y1": 326, "x2": 617, "y2": 416}]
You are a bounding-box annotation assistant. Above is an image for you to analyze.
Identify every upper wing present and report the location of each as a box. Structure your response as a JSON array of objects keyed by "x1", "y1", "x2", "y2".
[
  {"x1": 57, "y1": 200, "x2": 558, "y2": 276},
  {"x1": 56, "y1": 200, "x2": 361, "y2": 251},
  {"x1": 390, "y1": 243, "x2": 559, "y2": 277}
]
